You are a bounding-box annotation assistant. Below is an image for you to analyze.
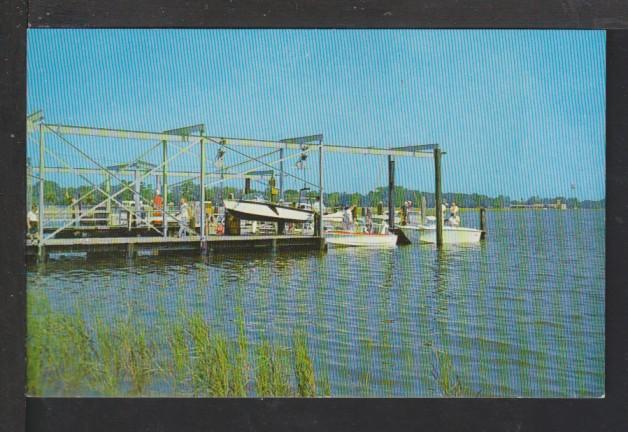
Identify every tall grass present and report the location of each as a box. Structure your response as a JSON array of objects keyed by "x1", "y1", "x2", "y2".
[
  {"x1": 27, "y1": 289, "x2": 472, "y2": 397},
  {"x1": 293, "y1": 332, "x2": 316, "y2": 397},
  {"x1": 431, "y1": 349, "x2": 474, "y2": 397}
]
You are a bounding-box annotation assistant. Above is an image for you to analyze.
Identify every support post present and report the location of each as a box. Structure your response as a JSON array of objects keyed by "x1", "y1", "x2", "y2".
[
  {"x1": 134, "y1": 169, "x2": 140, "y2": 227},
  {"x1": 244, "y1": 177, "x2": 251, "y2": 194},
  {"x1": 434, "y1": 146, "x2": 443, "y2": 246},
  {"x1": 200, "y1": 134, "x2": 206, "y2": 240},
  {"x1": 38, "y1": 124, "x2": 45, "y2": 255},
  {"x1": 105, "y1": 176, "x2": 111, "y2": 225},
  {"x1": 279, "y1": 147, "x2": 285, "y2": 200},
  {"x1": 162, "y1": 140, "x2": 168, "y2": 238},
  {"x1": 388, "y1": 155, "x2": 395, "y2": 230},
  {"x1": 420, "y1": 194, "x2": 426, "y2": 225},
  {"x1": 480, "y1": 207, "x2": 487, "y2": 239},
  {"x1": 318, "y1": 140, "x2": 324, "y2": 241}
]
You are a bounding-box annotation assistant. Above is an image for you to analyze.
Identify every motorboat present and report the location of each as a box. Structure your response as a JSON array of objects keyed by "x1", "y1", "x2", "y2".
[
  {"x1": 325, "y1": 230, "x2": 398, "y2": 248},
  {"x1": 325, "y1": 221, "x2": 397, "y2": 248},
  {"x1": 224, "y1": 199, "x2": 313, "y2": 223},
  {"x1": 399, "y1": 216, "x2": 482, "y2": 244}
]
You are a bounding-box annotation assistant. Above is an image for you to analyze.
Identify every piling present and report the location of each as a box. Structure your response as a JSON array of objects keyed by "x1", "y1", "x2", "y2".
[
  {"x1": 434, "y1": 146, "x2": 443, "y2": 246},
  {"x1": 420, "y1": 194, "x2": 426, "y2": 225},
  {"x1": 480, "y1": 207, "x2": 487, "y2": 239},
  {"x1": 388, "y1": 155, "x2": 395, "y2": 229}
]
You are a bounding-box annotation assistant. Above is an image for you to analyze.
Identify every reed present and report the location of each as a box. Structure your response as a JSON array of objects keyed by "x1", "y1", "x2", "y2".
[
  {"x1": 167, "y1": 322, "x2": 189, "y2": 394},
  {"x1": 431, "y1": 350, "x2": 472, "y2": 397},
  {"x1": 254, "y1": 340, "x2": 293, "y2": 397},
  {"x1": 94, "y1": 319, "x2": 125, "y2": 396},
  {"x1": 293, "y1": 332, "x2": 316, "y2": 397}
]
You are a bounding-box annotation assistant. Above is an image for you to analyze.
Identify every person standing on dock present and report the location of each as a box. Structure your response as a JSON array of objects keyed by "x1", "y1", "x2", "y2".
[
  {"x1": 178, "y1": 197, "x2": 190, "y2": 238},
  {"x1": 27, "y1": 205, "x2": 38, "y2": 240},
  {"x1": 153, "y1": 188, "x2": 163, "y2": 211}
]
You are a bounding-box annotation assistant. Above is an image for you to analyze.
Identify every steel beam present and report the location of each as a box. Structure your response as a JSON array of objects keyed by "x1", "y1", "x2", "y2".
[{"x1": 43, "y1": 123, "x2": 203, "y2": 143}]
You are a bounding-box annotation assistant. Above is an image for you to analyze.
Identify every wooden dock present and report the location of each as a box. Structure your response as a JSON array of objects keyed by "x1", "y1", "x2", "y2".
[{"x1": 26, "y1": 235, "x2": 326, "y2": 261}]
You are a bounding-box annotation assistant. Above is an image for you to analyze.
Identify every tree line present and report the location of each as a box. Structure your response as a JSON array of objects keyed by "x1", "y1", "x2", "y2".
[{"x1": 31, "y1": 180, "x2": 604, "y2": 209}]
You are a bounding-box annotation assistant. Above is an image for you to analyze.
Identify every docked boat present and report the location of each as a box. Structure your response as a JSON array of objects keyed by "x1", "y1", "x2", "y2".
[
  {"x1": 325, "y1": 230, "x2": 398, "y2": 248},
  {"x1": 400, "y1": 216, "x2": 482, "y2": 244},
  {"x1": 224, "y1": 199, "x2": 313, "y2": 223}
]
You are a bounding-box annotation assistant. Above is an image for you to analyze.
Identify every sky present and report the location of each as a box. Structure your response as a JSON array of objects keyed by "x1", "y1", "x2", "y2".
[{"x1": 27, "y1": 30, "x2": 605, "y2": 200}]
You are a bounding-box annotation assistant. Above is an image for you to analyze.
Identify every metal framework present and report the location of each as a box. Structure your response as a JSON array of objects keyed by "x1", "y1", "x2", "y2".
[{"x1": 27, "y1": 114, "x2": 445, "y2": 256}]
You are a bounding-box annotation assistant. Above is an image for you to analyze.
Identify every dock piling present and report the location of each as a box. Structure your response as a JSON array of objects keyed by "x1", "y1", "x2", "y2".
[
  {"x1": 388, "y1": 155, "x2": 395, "y2": 230},
  {"x1": 480, "y1": 207, "x2": 487, "y2": 239},
  {"x1": 434, "y1": 146, "x2": 443, "y2": 247}
]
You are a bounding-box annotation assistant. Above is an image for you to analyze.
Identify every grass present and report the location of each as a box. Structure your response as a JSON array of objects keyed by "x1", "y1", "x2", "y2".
[
  {"x1": 27, "y1": 290, "x2": 473, "y2": 397},
  {"x1": 431, "y1": 349, "x2": 475, "y2": 397},
  {"x1": 26, "y1": 290, "x2": 332, "y2": 397}
]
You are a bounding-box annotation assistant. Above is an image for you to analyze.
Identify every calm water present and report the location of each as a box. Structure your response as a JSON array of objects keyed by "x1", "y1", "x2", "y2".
[{"x1": 27, "y1": 210, "x2": 605, "y2": 397}]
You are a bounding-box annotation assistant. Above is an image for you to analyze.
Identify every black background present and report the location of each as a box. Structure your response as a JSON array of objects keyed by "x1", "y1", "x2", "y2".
[{"x1": 2, "y1": 1, "x2": 627, "y2": 431}]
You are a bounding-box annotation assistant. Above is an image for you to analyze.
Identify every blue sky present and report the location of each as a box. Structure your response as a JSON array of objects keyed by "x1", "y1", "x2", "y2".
[{"x1": 27, "y1": 30, "x2": 605, "y2": 199}]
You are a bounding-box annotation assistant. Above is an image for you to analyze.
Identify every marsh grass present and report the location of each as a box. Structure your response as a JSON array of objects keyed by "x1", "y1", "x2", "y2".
[
  {"x1": 255, "y1": 340, "x2": 293, "y2": 397},
  {"x1": 293, "y1": 332, "x2": 316, "y2": 397},
  {"x1": 431, "y1": 349, "x2": 474, "y2": 397},
  {"x1": 27, "y1": 290, "x2": 473, "y2": 397}
]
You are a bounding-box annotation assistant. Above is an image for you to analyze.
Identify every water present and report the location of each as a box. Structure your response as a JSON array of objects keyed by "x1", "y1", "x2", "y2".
[{"x1": 27, "y1": 210, "x2": 605, "y2": 397}]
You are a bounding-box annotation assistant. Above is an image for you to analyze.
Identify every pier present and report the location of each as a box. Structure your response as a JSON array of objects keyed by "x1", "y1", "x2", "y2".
[{"x1": 26, "y1": 110, "x2": 446, "y2": 261}]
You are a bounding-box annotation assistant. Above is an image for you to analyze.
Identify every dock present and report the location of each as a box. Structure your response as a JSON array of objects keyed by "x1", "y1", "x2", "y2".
[
  {"x1": 26, "y1": 112, "x2": 449, "y2": 261},
  {"x1": 26, "y1": 235, "x2": 326, "y2": 261}
]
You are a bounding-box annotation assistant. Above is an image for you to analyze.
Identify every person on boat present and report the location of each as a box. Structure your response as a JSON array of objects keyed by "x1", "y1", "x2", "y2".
[
  {"x1": 401, "y1": 201, "x2": 408, "y2": 226},
  {"x1": 365, "y1": 208, "x2": 373, "y2": 234},
  {"x1": 342, "y1": 206, "x2": 352, "y2": 230},
  {"x1": 27, "y1": 205, "x2": 38, "y2": 240},
  {"x1": 377, "y1": 201, "x2": 384, "y2": 216},
  {"x1": 178, "y1": 197, "x2": 189, "y2": 238},
  {"x1": 446, "y1": 212, "x2": 461, "y2": 227},
  {"x1": 450, "y1": 201, "x2": 460, "y2": 217}
]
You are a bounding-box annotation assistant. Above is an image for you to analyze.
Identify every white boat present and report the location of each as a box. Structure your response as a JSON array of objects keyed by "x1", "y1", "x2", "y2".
[
  {"x1": 224, "y1": 199, "x2": 313, "y2": 223},
  {"x1": 400, "y1": 216, "x2": 482, "y2": 244},
  {"x1": 325, "y1": 230, "x2": 398, "y2": 248}
]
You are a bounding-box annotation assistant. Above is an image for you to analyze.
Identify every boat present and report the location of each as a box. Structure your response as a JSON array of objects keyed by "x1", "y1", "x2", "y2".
[
  {"x1": 325, "y1": 230, "x2": 398, "y2": 248},
  {"x1": 223, "y1": 199, "x2": 313, "y2": 223},
  {"x1": 399, "y1": 216, "x2": 482, "y2": 244}
]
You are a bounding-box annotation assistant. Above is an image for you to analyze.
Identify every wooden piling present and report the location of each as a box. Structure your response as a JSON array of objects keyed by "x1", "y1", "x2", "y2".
[
  {"x1": 480, "y1": 207, "x2": 487, "y2": 239},
  {"x1": 420, "y1": 194, "x2": 426, "y2": 225},
  {"x1": 434, "y1": 146, "x2": 443, "y2": 246},
  {"x1": 388, "y1": 155, "x2": 395, "y2": 229}
]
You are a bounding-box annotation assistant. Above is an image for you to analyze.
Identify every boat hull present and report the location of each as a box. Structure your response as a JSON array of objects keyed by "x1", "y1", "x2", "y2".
[
  {"x1": 401, "y1": 225, "x2": 482, "y2": 244},
  {"x1": 224, "y1": 200, "x2": 313, "y2": 223},
  {"x1": 325, "y1": 231, "x2": 397, "y2": 248}
]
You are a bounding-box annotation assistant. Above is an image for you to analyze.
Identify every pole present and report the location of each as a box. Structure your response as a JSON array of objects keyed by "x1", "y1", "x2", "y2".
[
  {"x1": 318, "y1": 140, "x2": 324, "y2": 241},
  {"x1": 162, "y1": 140, "x2": 168, "y2": 238},
  {"x1": 480, "y1": 207, "x2": 487, "y2": 240},
  {"x1": 38, "y1": 124, "x2": 45, "y2": 255},
  {"x1": 388, "y1": 155, "x2": 395, "y2": 230},
  {"x1": 200, "y1": 134, "x2": 206, "y2": 240},
  {"x1": 279, "y1": 146, "x2": 285, "y2": 201},
  {"x1": 434, "y1": 146, "x2": 443, "y2": 246},
  {"x1": 420, "y1": 194, "x2": 426, "y2": 225},
  {"x1": 134, "y1": 169, "x2": 140, "y2": 227},
  {"x1": 106, "y1": 175, "x2": 111, "y2": 225}
]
